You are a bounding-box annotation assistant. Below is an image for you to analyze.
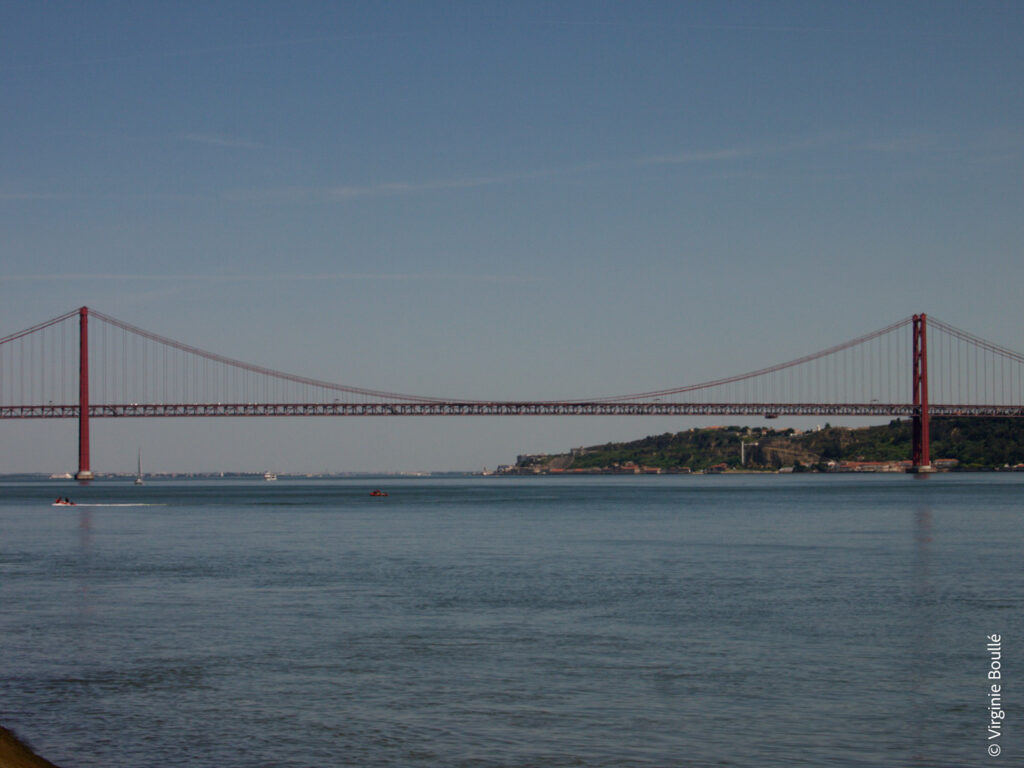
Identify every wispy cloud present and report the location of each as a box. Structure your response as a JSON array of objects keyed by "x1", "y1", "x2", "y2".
[
  {"x1": 2, "y1": 33, "x2": 408, "y2": 73},
  {"x1": 860, "y1": 135, "x2": 941, "y2": 154},
  {"x1": 325, "y1": 174, "x2": 517, "y2": 200},
  {"x1": 636, "y1": 147, "x2": 755, "y2": 166},
  {"x1": 0, "y1": 191, "x2": 64, "y2": 201},
  {"x1": 226, "y1": 146, "x2": 755, "y2": 204},
  {"x1": 181, "y1": 133, "x2": 263, "y2": 150},
  {"x1": 0, "y1": 272, "x2": 538, "y2": 284},
  {"x1": 539, "y1": 18, "x2": 955, "y2": 40},
  {"x1": 2, "y1": 135, "x2": 889, "y2": 207},
  {"x1": 0, "y1": 142, "x2": 736, "y2": 204}
]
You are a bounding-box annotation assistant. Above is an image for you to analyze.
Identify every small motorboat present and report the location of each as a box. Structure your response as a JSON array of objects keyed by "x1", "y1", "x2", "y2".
[
  {"x1": 369, "y1": 489, "x2": 388, "y2": 497},
  {"x1": 53, "y1": 498, "x2": 76, "y2": 506}
]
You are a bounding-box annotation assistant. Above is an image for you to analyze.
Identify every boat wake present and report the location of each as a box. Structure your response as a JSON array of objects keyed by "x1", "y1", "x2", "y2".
[{"x1": 52, "y1": 503, "x2": 166, "y2": 508}]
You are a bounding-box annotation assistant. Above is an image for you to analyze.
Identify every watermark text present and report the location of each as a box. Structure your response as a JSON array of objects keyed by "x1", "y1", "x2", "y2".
[{"x1": 987, "y1": 634, "x2": 1004, "y2": 758}]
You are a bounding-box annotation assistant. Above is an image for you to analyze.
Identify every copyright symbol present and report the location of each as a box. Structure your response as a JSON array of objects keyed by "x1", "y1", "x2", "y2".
[{"x1": 989, "y1": 743, "x2": 1001, "y2": 757}]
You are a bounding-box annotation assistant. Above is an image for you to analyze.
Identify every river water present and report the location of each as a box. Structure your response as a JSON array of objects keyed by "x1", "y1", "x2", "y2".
[{"x1": 1, "y1": 474, "x2": 1021, "y2": 767}]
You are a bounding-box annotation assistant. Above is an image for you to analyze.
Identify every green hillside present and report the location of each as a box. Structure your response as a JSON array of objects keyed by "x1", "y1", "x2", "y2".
[{"x1": 511, "y1": 418, "x2": 1024, "y2": 473}]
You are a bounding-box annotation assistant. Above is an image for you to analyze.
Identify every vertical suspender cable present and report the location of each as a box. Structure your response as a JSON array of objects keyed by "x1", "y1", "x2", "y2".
[{"x1": 122, "y1": 326, "x2": 127, "y2": 405}]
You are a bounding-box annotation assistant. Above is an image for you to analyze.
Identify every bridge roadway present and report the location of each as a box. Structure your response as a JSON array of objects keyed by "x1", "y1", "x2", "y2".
[{"x1": 3, "y1": 402, "x2": 1024, "y2": 418}]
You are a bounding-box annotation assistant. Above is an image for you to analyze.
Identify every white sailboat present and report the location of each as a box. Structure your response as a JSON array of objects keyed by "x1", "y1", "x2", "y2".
[{"x1": 135, "y1": 449, "x2": 144, "y2": 485}]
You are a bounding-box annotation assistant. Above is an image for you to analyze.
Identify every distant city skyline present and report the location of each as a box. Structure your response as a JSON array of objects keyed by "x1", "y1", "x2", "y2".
[{"x1": 2, "y1": 1, "x2": 1023, "y2": 473}]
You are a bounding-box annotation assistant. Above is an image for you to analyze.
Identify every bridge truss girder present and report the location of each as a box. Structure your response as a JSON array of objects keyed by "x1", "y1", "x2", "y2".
[{"x1": 3, "y1": 402, "x2": 1023, "y2": 418}]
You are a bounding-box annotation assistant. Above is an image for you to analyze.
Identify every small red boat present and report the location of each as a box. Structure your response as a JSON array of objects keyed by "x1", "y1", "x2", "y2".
[{"x1": 369, "y1": 489, "x2": 388, "y2": 497}]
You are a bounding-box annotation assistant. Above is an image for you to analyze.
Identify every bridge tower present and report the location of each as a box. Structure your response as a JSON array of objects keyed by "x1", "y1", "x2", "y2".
[
  {"x1": 909, "y1": 313, "x2": 934, "y2": 473},
  {"x1": 75, "y1": 306, "x2": 94, "y2": 481}
]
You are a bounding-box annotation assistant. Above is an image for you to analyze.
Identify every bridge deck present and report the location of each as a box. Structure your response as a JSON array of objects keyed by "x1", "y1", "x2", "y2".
[{"x1": 3, "y1": 403, "x2": 1023, "y2": 418}]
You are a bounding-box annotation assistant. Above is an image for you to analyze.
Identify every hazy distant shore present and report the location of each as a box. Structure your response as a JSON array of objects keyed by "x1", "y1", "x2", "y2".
[{"x1": 0, "y1": 471, "x2": 479, "y2": 480}]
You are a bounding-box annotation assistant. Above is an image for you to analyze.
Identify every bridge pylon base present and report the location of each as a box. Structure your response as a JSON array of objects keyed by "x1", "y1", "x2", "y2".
[
  {"x1": 75, "y1": 470, "x2": 94, "y2": 481},
  {"x1": 906, "y1": 465, "x2": 936, "y2": 474}
]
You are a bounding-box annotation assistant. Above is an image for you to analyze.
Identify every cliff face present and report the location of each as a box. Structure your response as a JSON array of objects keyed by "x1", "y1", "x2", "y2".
[{"x1": 756, "y1": 442, "x2": 823, "y2": 469}]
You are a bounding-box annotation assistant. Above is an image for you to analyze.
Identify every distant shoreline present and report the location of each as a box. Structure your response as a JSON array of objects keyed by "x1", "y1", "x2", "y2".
[
  {"x1": 0, "y1": 471, "x2": 483, "y2": 481},
  {"x1": 1, "y1": 468, "x2": 1022, "y2": 481}
]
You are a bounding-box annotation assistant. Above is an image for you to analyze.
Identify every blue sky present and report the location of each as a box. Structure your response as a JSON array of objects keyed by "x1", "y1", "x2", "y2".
[{"x1": 2, "y1": 1, "x2": 1023, "y2": 473}]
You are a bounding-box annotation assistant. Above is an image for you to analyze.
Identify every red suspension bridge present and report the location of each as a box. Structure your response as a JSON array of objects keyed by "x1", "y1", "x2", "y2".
[{"x1": 2, "y1": 307, "x2": 1023, "y2": 479}]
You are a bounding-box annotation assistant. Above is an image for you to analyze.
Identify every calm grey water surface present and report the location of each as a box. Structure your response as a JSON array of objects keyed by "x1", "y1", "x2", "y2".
[{"x1": 1, "y1": 474, "x2": 1021, "y2": 767}]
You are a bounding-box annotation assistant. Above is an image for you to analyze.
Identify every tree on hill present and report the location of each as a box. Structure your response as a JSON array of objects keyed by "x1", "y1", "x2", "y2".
[{"x1": 518, "y1": 418, "x2": 1024, "y2": 472}]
